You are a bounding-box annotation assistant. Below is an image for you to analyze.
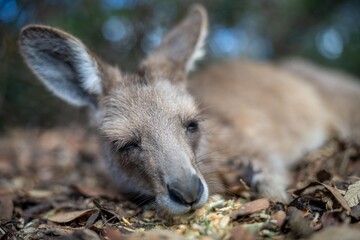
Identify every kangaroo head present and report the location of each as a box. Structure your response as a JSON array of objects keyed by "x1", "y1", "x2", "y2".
[{"x1": 19, "y1": 5, "x2": 209, "y2": 215}]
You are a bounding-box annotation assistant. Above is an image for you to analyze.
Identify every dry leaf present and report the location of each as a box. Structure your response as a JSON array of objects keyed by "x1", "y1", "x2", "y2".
[
  {"x1": 231, "y1": 225, "x2": 256, "y2": 240},
  {"x1": 102, "y1": 227, "x2": 123, "y2": 240},
  {"x1": 48, "y1": 209, "x2": 98, "y2": 223},
  {"x1": 0, "y1": 193, "x2": 13, "y2": 221},
  {"x1": 125, "y1": 230, "x2": 185, "y2": 240},
  {"x1": 344, "y1": 180, "x2": 360, "y2": 207},
  {"x1": 321, "y1": 183, "x2": 351, "y2": 214},
  {"x1": 27, "y1": 189, "x2": 53, "y2": 199},
  {"x1": 231, "y1": 198, "x2": 270, "y2": 219},
  {"x1": 292, "y1": 182, "x2": 324, "y2": 196},
  {"x1": 271, "y1": 210, "x2": 286, "y2": 228},
  {"x1": 309, "y1": 225, "x2": 360, "y2": 240},
  {"x1": 292, "y1": 181, "x2": 351, "y2": 213}
]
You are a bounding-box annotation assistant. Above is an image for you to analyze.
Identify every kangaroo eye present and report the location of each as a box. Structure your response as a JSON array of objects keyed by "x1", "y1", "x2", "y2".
[
  {"x1": 186, "y1": 120, "x2": 199, "y2": 133},
  {"x1": 122, "y1": 142, "x2": 139, "y2": 152}
]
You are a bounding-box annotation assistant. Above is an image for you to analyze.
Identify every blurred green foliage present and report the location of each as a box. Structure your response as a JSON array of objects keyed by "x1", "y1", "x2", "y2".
[{"x1": 0, "y1": 0, "x2": 359, "y2": 131}]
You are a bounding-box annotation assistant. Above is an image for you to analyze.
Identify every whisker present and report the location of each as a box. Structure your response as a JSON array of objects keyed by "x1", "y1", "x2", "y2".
[{"x1": 134, "y1": 195, "x2": 155, "y2": 208}]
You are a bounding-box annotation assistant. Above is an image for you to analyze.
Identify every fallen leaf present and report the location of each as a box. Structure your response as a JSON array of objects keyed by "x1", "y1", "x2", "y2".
[
  {"x1": 321, "y1": 183, "x2": 351, "y2": 214},
  {"x1": 92, "y1": 199, "x2": 123, "y2": 221},
  {"x1": 241, "y1": 222, "x2": 265, "y2": 233},
  {"x1": 102, "y1": 227, "x2": 123, "y2": 240},
  {"x1": 48, "y1": 209, "x2": 98, "y2": 223},
  {"x1": 23, "y1": 201, "x2": 53, "y2": 220},
  {"x1": 231, "y1": 198, "x2": 270, "y2": 219},
  {"x1": 231, "y1": 225, "x2": 256, "y2": 240},
  {"x1": 344, "y1": 180, "x2": 360, "y2": 207},
  {"x1": 292, "y1": 181, "x2": 351, "y2": 214},
  {"x1": 0, "y1": 193, "x2": 13, "y2": 221},
  {"x1": 27, "y1": 189, "x2": 53, "y2": 199},
  {"x1": 125, "y1": 229, "x2": 185, "y2": 240},
  {"x1": 271, "y1": 210, "x2": 286, "y2": 228},
  {"x1": 85, "y1": 211, "x2": 100, "y2": 228},
  {"x1": 292, "y1": 182, "x2": 324, "y2": 196},
  {"x1": 309, "y1": 225, "x2": 360, "y2": 240}
]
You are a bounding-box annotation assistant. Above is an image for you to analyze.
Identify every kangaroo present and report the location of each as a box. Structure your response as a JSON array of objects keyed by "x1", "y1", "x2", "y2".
[{"x1": 19, "y1": 5, "x2": 360, "y2": 215}]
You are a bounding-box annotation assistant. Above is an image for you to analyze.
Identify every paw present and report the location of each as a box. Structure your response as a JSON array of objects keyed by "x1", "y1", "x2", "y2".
[{"x1": 253, "y1": 172, "x2": 289, "y2": 203}]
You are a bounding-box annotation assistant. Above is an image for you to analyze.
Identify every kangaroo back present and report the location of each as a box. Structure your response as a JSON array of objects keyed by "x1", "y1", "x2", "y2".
[{"x1": 281, "y1": 58, "x2": 360, "y2": 141}]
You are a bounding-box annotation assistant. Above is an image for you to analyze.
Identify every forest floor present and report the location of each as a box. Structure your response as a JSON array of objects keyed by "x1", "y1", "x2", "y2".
[{"x1": 0, "y1": 126, "x2": 359, "y2": 240}]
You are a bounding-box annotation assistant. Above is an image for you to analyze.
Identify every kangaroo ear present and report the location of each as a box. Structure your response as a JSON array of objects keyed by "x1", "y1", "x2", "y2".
[
  {"x1": 140, "y1": 4, "x2": 208, "y2": 82},
  {"x1": 19, "y1": 25, "x2": 109, "y2": 107}
]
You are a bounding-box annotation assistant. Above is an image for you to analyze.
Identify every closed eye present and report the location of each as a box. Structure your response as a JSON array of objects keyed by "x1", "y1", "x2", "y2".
[
  {"x1": 121, "y1": 142, "x2": 140, "y2": 152},
  {"x1": 186, "y1": 120, "x2": 199, "y2": 133},
  {"x1": 110, "y1": 139, "x2": 141, "y2": 153}
]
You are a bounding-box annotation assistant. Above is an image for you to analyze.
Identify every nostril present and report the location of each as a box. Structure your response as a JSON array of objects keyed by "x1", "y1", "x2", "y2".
[
  {"x1": 167, "y1": 184, "x2": 188, "y2": 206},
  {"x1": 167, "y1": 176, "x2": 205, "y2": 207}
]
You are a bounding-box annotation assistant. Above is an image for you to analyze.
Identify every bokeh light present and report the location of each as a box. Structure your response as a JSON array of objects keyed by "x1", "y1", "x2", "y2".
[
  {"x1": 102, "y1": 16, "x2": 131, "y2": 42},
  {"x1": 316, "y1": 27, "x2": 344, "y2": 59},
  {"x1": 0, "y1": 0, "x2": 19, "y2": 23}
]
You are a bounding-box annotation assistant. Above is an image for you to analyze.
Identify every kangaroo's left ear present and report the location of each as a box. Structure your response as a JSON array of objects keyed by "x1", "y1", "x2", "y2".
[
  {"x1": 19, "y1": 25, "x2": 119, "y2": 108},
  {"x1": 140, "y1": 4, "x2": 208, "y2": 83}
]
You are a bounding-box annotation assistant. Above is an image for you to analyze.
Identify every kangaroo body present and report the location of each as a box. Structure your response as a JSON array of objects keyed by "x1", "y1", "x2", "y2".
[
  {"x1": 189, "y1": 60, "x2": 360, "y2": 199},
  {"x1": 19, "y1": 5, "x2": 360, "y2": 215}
]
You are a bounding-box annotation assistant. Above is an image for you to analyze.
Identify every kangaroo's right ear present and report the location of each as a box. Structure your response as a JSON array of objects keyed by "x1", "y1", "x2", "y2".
[
  {"x1": 140, "y1": 4, "x2": 208, "y2": 84},
  {"x1": 19, "y1": 25, "x2": 114, "y2": 107}
]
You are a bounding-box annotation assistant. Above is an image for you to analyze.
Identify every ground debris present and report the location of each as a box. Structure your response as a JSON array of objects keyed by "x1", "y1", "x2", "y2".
[
  {"x1": 0, "y1": 128, "x2": 359, "y2": 239},
  {"x1": 0, "y1": 191, "x2": 14, "y2": 221},
  {"x1": 230, "y1": 198, "x2": 270, "y2": 219},
  {"x1": 344, "y1": 180, "x2": 360, "y2": 207}
]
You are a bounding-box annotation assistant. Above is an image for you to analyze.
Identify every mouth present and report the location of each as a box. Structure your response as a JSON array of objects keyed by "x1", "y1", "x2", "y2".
[
  {"x1": 157, "y1": 178, "x2": 209, "y2": 215},
  {"x1": 125, "y1": 176, "x2": 209, "y2": 215}
]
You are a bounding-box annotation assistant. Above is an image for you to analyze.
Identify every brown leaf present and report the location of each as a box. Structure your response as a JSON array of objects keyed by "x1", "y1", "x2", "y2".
[
  {"x1": 48, "y1": 209, "x2": 98, "y2": 223},
  {"x1": 0, "y1": 193, "x2": 14, "y2": 221},
  {"x1": 292, "y1": 182, "x2": 324, "y2": 196},
  {"x1": 271, "y1": 210, "x2": 286, "y2": 228},
  {"x1": 309, "y1": 225, "x2": 360, "y2": 240},
  {"x1": 125, "y1": 230, "x2": 185, "y2": 240},
  {"x1": 85, "y1": 211, "x2": 100, "y2": 228},
  {"x1": 320, "y1": 183, "x2": 351, "y2": 214},
  {"x1": 231, "y1": 225, "x2": 256, "y2": 240},
  {"x1": 27, "y1": 189, "x2": 53, "y2": 199},
  {"x1": 92, "y1": 199, "x2": 123, "y2": 221},
  {"x1": 102, "y1": 227, "x2": 123, "y2": 240},
  {"x1": 231, "y1": 198, "x2": 270, "y2": 219}
]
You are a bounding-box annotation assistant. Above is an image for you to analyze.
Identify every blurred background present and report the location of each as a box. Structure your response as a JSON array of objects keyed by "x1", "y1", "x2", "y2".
[{"x1": 0, "y1": 0, "x2": 360, "y2": 131}]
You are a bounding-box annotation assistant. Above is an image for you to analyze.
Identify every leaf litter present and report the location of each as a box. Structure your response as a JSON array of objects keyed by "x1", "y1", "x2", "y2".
[{"x1": 0, "y1": 128, "x2": 359, "y2": 239}]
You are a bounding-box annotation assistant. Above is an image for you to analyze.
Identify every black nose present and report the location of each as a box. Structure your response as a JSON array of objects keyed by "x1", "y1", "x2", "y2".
[{"x1": 167, "y1": 175, "x2": 204, "y2": 206}]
